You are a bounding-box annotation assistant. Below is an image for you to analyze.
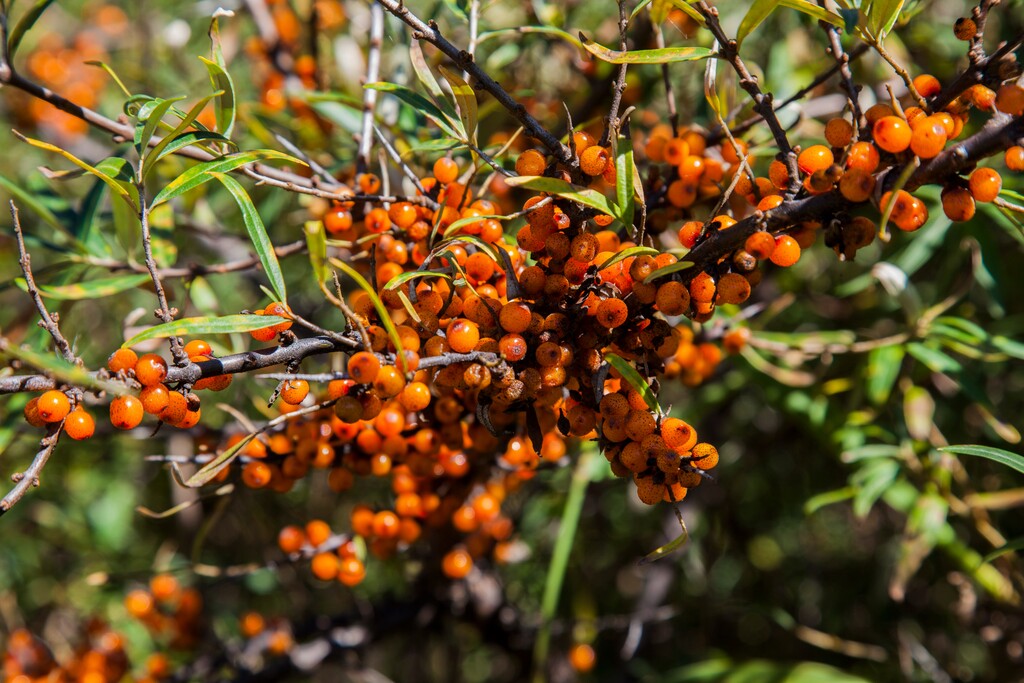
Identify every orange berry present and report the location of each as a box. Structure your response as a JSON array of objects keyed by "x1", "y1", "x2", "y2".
[
  {"x1": 1006, "y1": 146, "x2": 1024, "y2": 172},
  {"x1": 995, "y1": 84, "x2": 1024, "y2": 116},
  {"x1": 569, "y1": 643, "x2": 596, "y2": 673},
  {"x1": 135, "y1": 354, "x2": 168, "y2": 386},
  {"x1": 109, "y1": 395, "x2": 144, "y2": 430},
  {"x1": 372, "y1": 365, "x2": 405, "y2": 397},
  {"x1": 873, "y1": 116, "x2": 912, "y2": 153},
  {"x1": 677, "y1": 220, "x2": 703, "y2": 249},
  {"x1": 797, "y1": 145, "x2": 834, "y2": 174},
  {"x1": 311, "y1": 552, "x2": 339, "y2": 581},
  {"x1": 846, "y1": 141, "x2": 880, "y2": 173},
  {"x1": 64, "y1": 407, "x2": 95, "y2": 440},
  {"x1": 442, "y1": 547, "x2": 473, "y2": 579},
  {"x1": 241, "y1": 461, "x2": 272, "y2": 488},
  {"x1": 941, "y1": 186, "x2": 975, "y2": 222},
  {"x1": 107, "y1": 348, "x2": 138, "y2": 373},
  {"x1": 824, "y1": 118, "x2": 854, "y2": 147},
  {"x1": 399, "y1": 381, "x2": 431, "y2": 412},
  {"x1": 515, "y1": 149, "x2": 546, "y2": 176},
  {"x1": 348, "y1": 351, "x2": 381, "y2": 384},
  {"x1": 338, "y1": 556, "x2": 366, "y2": 586},
  {"x1": 183, "y1": 339, "x2": 212, "y2": 357},
  {"x1": 23, "y1": 397, "x2": 46, "y2": 427},
  {"x1": 744, "y1": 231, "x2": 775, "y2": 260},
  {"x1": 912, "y1": 74, "x2": 941, "y2": 98},
  {"x1": 446, "y1": 319, "x2": 480, "y2": 353},
  {"x1": 580, "y1": 145, "x2": 610, "y2": 176},
  {"x1": 36, "y1": 390, "x2": 70, "y2": 423},
  {"x1": 324, "y1": 207, "x2": 353, "y2": 235},
  {"x1": 769, "y1": 235, "x2": 801, "y2": 267},
  {"x1": 595, "y1": 297, "x2": 629, "y2": 328},
  {"x1": 433, "y1": 157, "x2": 459, "y2": 184},
  {"x1": 149, "y1": 574, "x2": 179, "y2": 603},
  {"x1": 159, "y1": 390, "x2": 188, "y2": 425},
  {"x1": 839, "y1": 167, "x2": 876, "y2": 203},
  {"x1": 655, "y1": 281, "x2": 690, "y2": 316},
  {"x1": 499, "y1": 302, "x2": 532, "y2": 334},
  {"x1": 909, "y1": 116, "x2": 947, "y2": 159},
  {"x1": 279, "y1": 379, "x2": 309, "y2": 405},
  {"x1": 278, "y1": 525, "x2": 306, "y2": 554},
  {"x1": 240, "y1": 612, "x2": 266, "y2": 638},
  {"x1": 691, "y1": 442, "x2": 719, "y2": 469},
  {"x1": 968, "y1": 167, "x2": 1002, "y2": 203},
  {"x1": 124, "y1": 589, "x2": 154, "y2": 618},
  {"x1": 306, "y1": 519, "x2": 332, "y2": 547}
]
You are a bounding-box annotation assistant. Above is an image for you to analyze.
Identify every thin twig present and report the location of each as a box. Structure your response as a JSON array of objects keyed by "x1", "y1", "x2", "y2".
[
  {"x1": 600, "y1": 0, "x2": 630, "y2": 147},
  {"x1": 138, "y1": 184, "x2": 187, "y2": 367},
  {"x1": 0, "y1": 423, "x2": 62, "y2": 517},
  {"x1": 821, "y1": 10, "x2": 863, "y2": 131},
  {"x1": 10, "y1": 201, "x2": 77, "y2": 365},
  {"x1": 358, "y1": 3, "x2": 385, "y2": 173}
]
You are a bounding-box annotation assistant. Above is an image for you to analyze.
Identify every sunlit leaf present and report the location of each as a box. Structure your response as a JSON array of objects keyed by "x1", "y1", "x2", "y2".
[
  {"x1": 199, "y1": 54, "x2": 236, "y2": 137},
  {"x1": 15, "y1": 273, "x2": 151, "y2": 300},
  {"x1": 580, "y1": 33, "x2": 714, "y2": 64},
  {"x1": 604, "y1": 352, "x2": 661, "y2": 414},
  {"x1": 639, "y1": 518, "x2": 688, "y2": 564},
  {"x1": 8, "y1": 0, "x2": 56, "y2": 60},
  {"x1": 151, "y1": 150, "x2": 303, "y2": 207},
  {"x1": 940, "y1": 445, "x2": 1024, "y2": 476},
  {"x1": 122, "y1": 314, "x2": 285, "y2": 347},
  {"x1": 504, "y1": 175, "x2": 617, "y2": 217}
]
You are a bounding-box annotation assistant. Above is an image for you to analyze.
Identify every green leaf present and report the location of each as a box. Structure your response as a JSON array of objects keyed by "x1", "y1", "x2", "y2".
[
  {"x1": 0, "y1": 173, "x2": 66, "y2": 234},
  {"x1": 15, "y1": 132, "x2": 137, "y2": 209},
  {"x1": 329, "y1": 258, "x2": 407, "y2": 372},
  {"x1": 86, "y1": 60, "x2": 133, "y2": 98},
  {"x1": 439, "y1": 66, "x2": 478, "y2": 148},
  {"x1": 737, "y1": 0, "x2": 779, "y2": 45},
  {"x1": 409, "y1": 40, "x2": 446, "y2": 99},
  {"x1": 477, "y1": 26, "x2": 584, "y2": 50},
  {"x1": 983, "y1": 537, "x2": 1024, "y2": 564},
  {"x1": 643, "y1": 259, "x2": 694, "y2": 284},
  {"x1": 614, "y1": 132, "x2": 636, "y2": 230},
  {"x1": 852, "y1": 458, "x2": 900, "y2": 517},
  {"x1": 803, "y1": 487, "x2": 857, "y2": 515},
  {"x1": 8, "y1": 0, "x2": 56, "y2": 60},
  {"x1": 604, "y1": 353, "x2": 661, "y2": 414},
  {"x1": 144, "y1": 92, "x2": 225, "y2": 174},
  {"x1": 638, "y1": 519, "x2": 689, "y2": 565},
  {"x1": 15, "y1": 273, "x2": 151, "y2": 300},
  {"x1": 135, "y1": 95, "x2": 187, "y2": 159},
  {"x1": 184, "y1": 434, "x2": 255, "y2": 488},
  {"x1": 122, "y1": 314, "x2": 286, "y2": 347},
  {"x1": 866, "y1": 0, "x2": 905, "y2": 37},
  {"x1": 940, "y1": 445, "x2": 1024, "y2": 477},
  {"x1": 779, "y1": 0, "x2": 845, "y2": 29},
  {"x1": 580, "y1": 33, "x2": 715, "y2": 64},
  {"x1": 383, "y1": 269, "x2": 453, "y2": 291},
  {"x1": 365, "y1": 82, "x2": 463, "y2": 139},
  {"x1": 596, "y1": 246, "x2": 658, "y2": 273},
  {"x1": 866, "y1": 344, "x2": 904, "y2": 405},
  {"x1": 210, "y1": 173, "x2": 287, "y2": 304},
  {"x1": 151, "y1": 150, "x2": 302, "y2": 207},
  {"x1": 304, "y1": 220, "x2": 328, "y2": 286},
  {"x1": 504, "y1": 175, "x2": 617, "y2": 217},
  {"x1": 199, "y1": 55, "x2": 236, "y2": 138},
  {"x1": 443, "y1": 212, "x2": 508, "y2": 237},
  {"x1": 991, "y1": 335, "x2": 1024, "y2": 361},
  {"x1": 907, "y1": 342, "x2": 962, "y2": 374}
]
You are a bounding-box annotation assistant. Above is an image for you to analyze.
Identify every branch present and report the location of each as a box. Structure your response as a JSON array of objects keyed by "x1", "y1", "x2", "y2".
[
  {"x1": 373, "y1": 0, "x2": 573, "y2": 165},
  {"x1": 599, "y1": 0, "x2": 630, "y2": 147},
  {"x1": 0, "y1": 423, "x2": 62, "y2": 517},
  {"x1": 10, "y1": 201, "x2": 78, "y2": 365},
  {"x1": 78, "y1": 240, "x2": 307, "y2": 279},
  {"x1": 358, "y1": 3, "x2": 385, "y2": 173},
  {"x1": 821, "y1": 12, "x2": 863, "y2": 132},
  {"x1": 138, "y1": 184, "x2": 187, "y2": 366}
]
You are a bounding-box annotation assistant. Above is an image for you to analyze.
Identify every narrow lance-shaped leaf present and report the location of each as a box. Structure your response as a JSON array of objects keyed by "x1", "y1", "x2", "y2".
[
  {"x1": 939, "y1": 445, "x2": 1024, "y2": 477},
  {"x1": 8, "y1": 0, "x2": 56, "y2": 60},
  {"x1": 183, "y1": 434, "x2": 256, "y2": 488},
  {"x1": 604, "y1": 353, "x2": 661, "y2": 414},
  {"x1": 365, "y1": 82, "x2": 464, "y2": 139},
  {"x1": 135, "y1": 96, "x2": 187, "y2": 160},
  {"x1": 866, "y1": 0, "x2": 905, "y2": 38},
  {"x1": 15, "y1": 132, "x2": 137, "y2": 210},
  {"x1": 199, "y1": 56, "x2": 236, "y2": 138},
  {"x1": 580, "y1": 33, "x2": 715, "y2": 64},
  {"x1": 438, "y1": 66, "x2": 479, "y2": 149},
  {"x1": 639, "y1": 517, "x2": 689, "y2": 564},
  {"x1": 122, "y1": 314, "x2": 287, "y2": 347},
  {"x1": 779, "y1": 0, "x2": 845, "y2": 29},
  {"x1": 597, "y1": 246, "x2": 658, "y2": 273},
  {"x1": 15, "y1": 273, "x2": 152, "y2": 300},
  {"x1": 144, "y1": 92, "x2": 225, "y2": 175},
  {"x1": 614, "y1": 131, "x2": 636, "y2": 231},
  {"x1": 211, "y1": 173, "x2": 287, "y2": 304},
  {"x1": 644, "y1": 259, "x2": 694, "y2": 284},
  {"x1": 504, "y1": 175, "x2": 617, "y2": 217},
  {"x1": 151, "y1": 149, "x2": 305, "y2": 207},
  {"x1": 476, "y1": 26, "x2": 584, "y2": 50},
  {"x1": 304, "y1": 220, "x2": 328, "y2": 286},
  {"x1": 737, "y1": 0, "x2": 780, "y2": 45},
  {"x1": 409, "y1": 40, "x2": 446, "y2": 99}
]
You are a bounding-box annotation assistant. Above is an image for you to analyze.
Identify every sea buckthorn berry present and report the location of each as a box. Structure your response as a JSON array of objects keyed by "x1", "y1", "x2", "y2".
[
  {"x1": 241, "y1": 461, "x2": 272, "y2": 488},
  {"x1": 797, "y1": 145, "x2": 834, "y2": 175},
  {"x1": 839, "y1": 167, "x2": 876, "y2": 203},
  {"x1": 498, "y1": 334, "x2": 528, "y2": 362},
  {"x1": 864, "y1": 103, "x2": 894, "y2": 125},
  {"x1": 716, "y1": 273, "x2": 751, "y2": 305},
  {"x1": 124, "y1": 589, "x2": 154, "y2": 618},
  {"x1": 661, "y1": 417, "x2": 697, "y2": 451},
  {"x1": 348, "y1": 352, "x2": 381, "y2": 384},
  {"x1": 595, "y1": 298, "x2": 629, "y2": 328},
  {"x1": 278, "y1": 525, "x2": 305, "y2": 554},
  {"x1": 569, "y1": 644, "x2": 596, "y2": 673},
  {"x1": 250, "y1": 322, "x2": 278, "y2": 342},
  {"x1": 883, "y1": 190, "x2": 929, "y2": 232},
  {"x1": 37, "y1": 390, "x2": 70, "y2": 423},
  {"x1": 64, "y1": 407, "x2": 95, "y2": 440},
  {"x1": 909, "y1": 116, "x2": 947, "y2": 159},
  {"x1": 107, "y1": 348, "x2": 138, "y2": 373},
  {"x1": 357, "y1": 172, "x2": 381, "y2": 193},
  {"x1": 311, "y1": 552, "x2": 339, "y2": 581},
  {"x1": 280, "y1": 379, "x2": 309, "y2": 405},
  {"x1": 846, "y1": 141, "x2": 880, "y2": 173},
  {"x1": 515, "y1": 149, "x2": 546, "y2": 176},
  {"x1": 757, "y1": 194, "x2": 784, "y2": 211},
  {"x1": 442, "y1": 547, "x2": 473, "y2": 579},
  {"x1": 1006, "y1": 146, "x2": 1024, "y2": 172},
  {"x1": 655, "y1": 281, "x2": 690, "y2": 316},
  {"x1": 580, "y1": 145, "x2": 610, "y2": 176},
  {"x1": 912, "y1": 74, "x2": 941, "y2": 98},
  {"x1": 691, "y1": 442, "x2": 720, "y2": 469},
  {"x1": 433, "y1": 157, "x2": 459, "y2": 184},
  {"x1": 824, "y1": 118, "x2": 854, "y2": 147},
  {"x1": 23, "y1": 398, "x2": 46, "y2": 428},
  {"x1": 324, "y1": 207, "x2": 353, "y2": 235},
  {"x1": 954, "y1": 17, "x2": 976, "y2": 40},
  {"x1": 941, "y1": 186, "x2": 975, "y2": 222},
  {"x1": 570, "y1": 233, "x2": 599, "y2": 262},
  {"x1": 183, "y1": 339, "x2": 212, "y2": 357},
  {"x1": 241, "y1": 612, "x2": 266, "y2": 638},
  {"x1": 110, "y1": 395, "x2": 144, "y2": 430},
  {"x1": 399, "y1": 381, "x2": 431, "y2": 412},
  {"x1": 663, "y1": 137, "x2": 690, "y2": 165},
  {"x1": 995, "y1": 85, "x2": 1024, "y2": 116},
  {"x1": 969, "y1": 168, "x2": 1002, "y2": 203},
  {"x1": 157, "y1": 390, "x2": 187, "y2": 425},
  {"x1": 373, "y1": 365, "x2": 406, "y2": 398},
  {"x1": 135, "y1": 354, "x2": 168, "y2": 386},
  {"x1": 677, "y1": 220, "x2": 703, "y2": 249},
  {"x1": 447, "y1": 319, "x2": 480, "y2": 353},
  {"x1": 338, "y1": 557, "x2": 366, "y2": 586},
  {"x1": 873, "y1": 116, "x2": 912, "y2": 153},
  {"x1": 688, "y1": 272, "x2": 716, "y2": 304},
  {"x1": 149, "y1": 574, "x2": 179, "y2": 603},
  {"x1": 744, "y1": 231, "x2": 776, "y2": 260},
  {"x1": 770, "y1": 235, "x2": 801, "y2": 267},
  {"x1": 499, "y1": 302, "x2": 532, "y2": 333}
]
